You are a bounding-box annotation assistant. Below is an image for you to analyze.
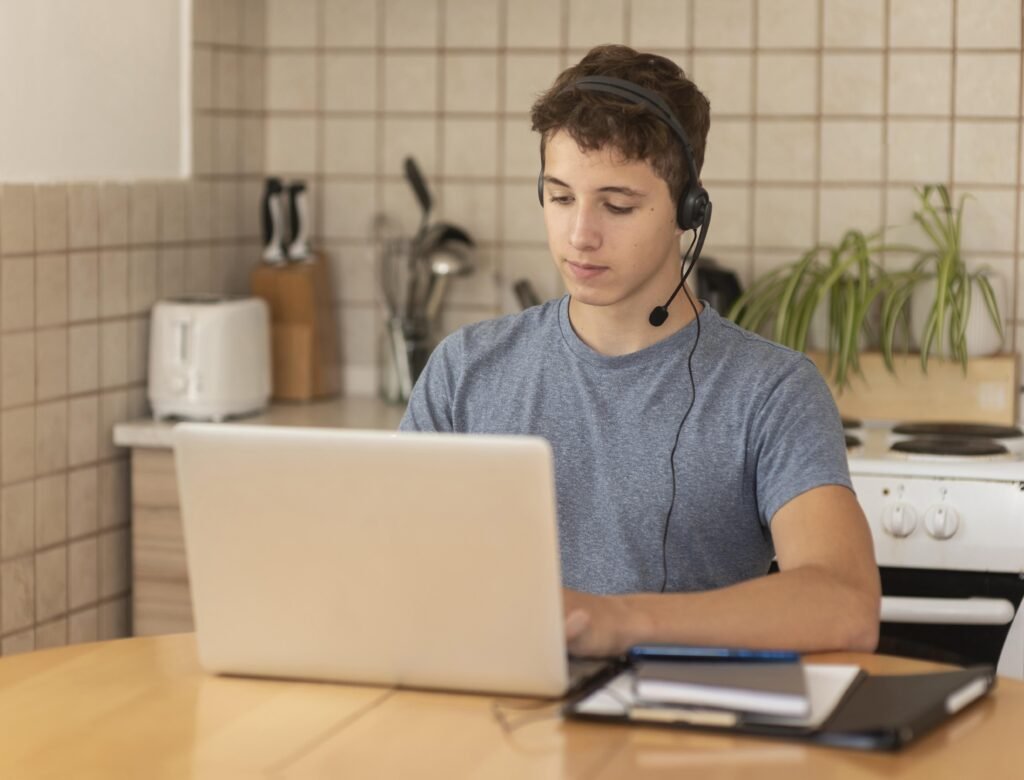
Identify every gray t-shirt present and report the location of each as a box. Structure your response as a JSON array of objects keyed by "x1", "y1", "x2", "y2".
[{"x1": 400, "y1": 296, "x2": 852, "y2": 595}]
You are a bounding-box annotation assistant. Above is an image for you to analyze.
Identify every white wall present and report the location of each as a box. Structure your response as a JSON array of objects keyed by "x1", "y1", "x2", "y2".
[{"x1": 0, "y1": 0, "x2": 190, "y2": 182}]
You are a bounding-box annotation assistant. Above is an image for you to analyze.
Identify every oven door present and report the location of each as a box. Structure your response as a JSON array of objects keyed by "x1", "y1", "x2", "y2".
[{"x1": 878, "y1": 567, "x2": 1024, "y2": 678}]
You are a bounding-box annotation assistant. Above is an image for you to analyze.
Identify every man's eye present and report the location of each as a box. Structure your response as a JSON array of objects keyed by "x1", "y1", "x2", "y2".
[
  {"x1": 606, "y1": 204, "x2": 634, "y2": 215},
  {"x1": 550, "y1": 195, "x2": 573, "y2": 205}
]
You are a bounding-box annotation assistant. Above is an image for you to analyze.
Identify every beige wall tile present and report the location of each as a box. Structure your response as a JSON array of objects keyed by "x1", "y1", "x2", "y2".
[
  {"x1": 216, "y1": 0, "x2": 243, "y2": 45},
  {"x1": 956, "y1": 0, "x2": 1021, "y2": 49},
  {"x1": 68, "y1": 324, "x2": 99, "y2": 395},
  {"x1": 36, "y1": 546, "x2": 67, "y2": 622},
  {"x1": 67, "y1": 396, "x2": 99, "y2": 468},
  {"x1": 756, "y1": 53, "x2": 818, "y2": 115},
  {"x1": 211, "y1": 181, "x2": 240, "y2": 241},
  {"x1": 69, "y1": 606, "x2": 98, "y2": 643},
  {"x1": 568, "y1": 0, "x2": 625, "y2": 49},
  {"x1": 98, "y1": 392, "x2": 127, "y2": 461},
  {"x1": 266, "y1": 53, "x2": 317, "y2": 112},
  {"x1": 691, "y1": 54, "x2": 752, "y2": 116},
  {"x1": 339, "y1": 306, "x2": 378, "y2": 366},
  {"x1": 35, "y1": 618, "x2": 67, "y2": 650},
  {"x1": 324, "y1": 54, "x2": 378, "y2": 112},
  {"x1": 445, "y1": 0, "x2": 498, "y2": 48},
  {"x1": 956, "y1": 54, "x2": 1020, "y2": 118},
  {"x1": 216, "y1": 50, "x2": 241, "y2": 110},
  {"x1": 502, "y1": 182, "x2": 549, "y2": 245},
  {"x1": 382, "y1": 118, "x2": 438, "y2": 179},
  {"x1": 34, "y1": 474, "x2": 66, "y2": 548},
  {"x1": 67, "y1": 467, "x2": 98, "y2": 538},
  {"x1": 36, "y1": 327, "x2": 68, "y2": 402},
  {"x1": 1, "y1": 333, "x2": 35, "y2": 408},
  {"x1": 184, "y1": 247, "x2": 214, "y2": 295},
  {"x1": 960, "y1": 189, "x2": 1017, "y2": 255},
  {"x1": 68, "y1": 537, "x2": 98, "y2": 610},
  {"x1": 440, "y1": 183, "x2": 498, "y2": 243},
  {"x1": 384, "y1": 54, "x2": 438, "y2": 113},
  {"x1": 98, "y1": 528, "x2": 129, "y2": 598},
  {"x1": 241, "y1": 118, "x2": 266, "y2": 175},
  {"x1": 322, "y1": 181, "x2": 378, "y2": 240},
  {"x1": 507, "y1": 0, "x2": 561, "y2": 48},
  {"x1": 701, "y1": 118, "x2": 752, "y2": 182},
  {"x1": 889, "y1": 0, "x2": 952, "y2": 47},
  {"x1": 326, "y1": 246, "x2": 376, "y2": 303},
  {"x1": 323, "y1": 118, "x2": 378, "y2": 175},
  {"x1": 818, "y1": 187, "x2": 883, "y2": 244},
  {"x1": 159, "y1": 182, "x2": 187, "y2": 243},
  {"x1": 241, "y1": 52, "x2": 265, "y2": 113},
  {"x1": 505, "y1": 118, "x2": 540, "y2": 179},
  {"x1": 444, "y1": 55, "x2": 499, "y2": 114},
  {"x1": 35, "y1": 185, "x2": 68, "y2": 253},
  {"x1": 753, "y1": 186, "x2": 815, "y2": 248},
  {"x1": 242, "y1": 0, "x2": 266, "y2": 47},
  {"x1": 888, "y1": 53, "x2": 952, "y2": 116},
  {"x1": 501, "y1": 247, "x2": 561, "y2": 304},
  {"x1": 1, "y1": 629, "x2": 35, "y2": 655},
  {"x1": 757, "y1": 0, "x2": 818, "y2": 48},
  {"x1": 36, "y1": 253, "x2": 68, "y2": 327},
  {"x1": 98, "y1": 461, "x2": 128, "y2": 531},
  {"x1": 158, "y1": 246, "x2": 187, "y2": 299},
  {"x1": 98, "y1": 597, "x2": 130, "y2": 640},
  {"x1": 186, "y1": 182, "x2": 214, "y2": 242},
  {"x1": 98, "y1": 250, "x2": 129, "y2": 318},
  {"x1": 630, "y1": 0, "x2": 690, "y2": 49},
  {"x1": 126, "y1": 318, "x2": 149, "y2": 384},
  {"x1": 701, "y1": 184, "x2": 750, "y2": 248},
  {"x1": 129, "y1": 249, "x2": 159, "y2": 315},
  {"x1": 98, "y1": 184, "x2": 128, "y2": 248},
  {"x1": 822, "y1": 54, "x2": 883, "y2": 116},
  {"x1": 954, "y1": 121, "x2": 1018, "y2": 185},
  {"x1": 821, "y1": 120, "x2": 883, "y2": 182},
  {"x1": 824, "y1": 0, "x2": 884, "y2": 47},
  {"x1": 193, "y1": 0, "x2": 215, "y2": 45},
  {"x1": 504, "y1": 54, "x2": 560, "y2": 114},
  {"x1": 129, "y1": 183, "x2": 159, "y2": 245},
  {"x1": 265, "y1": 117, "x2": 318, "y2": 175},
  {"x1": 1, "y1": 557, "x2": 34, "y2": 633},
  {"x1": 385, "y1": 0, "x2": 439, "y2": 47},
  {"x1": 443, "y1": 119, "x2": 499, "y2": 178},
  {"x1": 68, "y1": 184, "x2": 99, "y2": 249},
  {"x1": 267, "y1": 0, "x2": 317, "y2": 47},
  {"x1": 325, "y1": 0, "x2": 378, "y2": 47},
  {"x1": 193, "y1": 47, "x2": 214, "y2": 111},
  {"x1": 0, "y1": 185, "x2": 35, "y2": 256},
  {"x1": 192, "y1": 114, "x2": 215, "y2": 177},
  {"x1": 693, "y1": 0, "x2": 753, "y2": 47},
  {"x1": 755, "y1": 120, "x2": 816, "y2": 182},
  {"x1": 35, "y1": 401, "x2": 68, "y2": 474},
  {"x1": 1, "y1": 258, "x2": 34, "y2": 332},
  {"x1": 68, "y1": 253, "x2": 99, "y2": 323},
  {"x1": 1, "y1": 482, "x2": 34, "y2": 559}
]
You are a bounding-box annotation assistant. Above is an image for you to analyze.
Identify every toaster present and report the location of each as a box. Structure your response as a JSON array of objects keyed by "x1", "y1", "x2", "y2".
[{"x1": 148, "y1": 295, "x2": 271, "y2": 421}]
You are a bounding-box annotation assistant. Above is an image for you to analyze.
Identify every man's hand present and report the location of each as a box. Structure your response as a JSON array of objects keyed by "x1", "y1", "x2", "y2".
[{"x1": 563, "y1": 588, "x2": 640, "y2": 657}]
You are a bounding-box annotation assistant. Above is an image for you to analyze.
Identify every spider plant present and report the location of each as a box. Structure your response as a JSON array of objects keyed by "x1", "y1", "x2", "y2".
[
  {"x1": 727, "y1": 229, "x2": 886, "y2": 389},
  {"x1": 879, "y1": 185, "x2": 1003, "y2": 373}
]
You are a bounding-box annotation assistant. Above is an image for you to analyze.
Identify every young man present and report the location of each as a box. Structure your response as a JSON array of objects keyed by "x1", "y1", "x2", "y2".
[{"x1": 400, "y1": 45, "x2": 880, "y2": 657}]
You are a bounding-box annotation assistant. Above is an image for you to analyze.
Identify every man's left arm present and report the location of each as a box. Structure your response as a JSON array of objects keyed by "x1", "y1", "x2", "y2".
[{"x1": 563, "y1": 484, "x2": 881, "y2": 656}]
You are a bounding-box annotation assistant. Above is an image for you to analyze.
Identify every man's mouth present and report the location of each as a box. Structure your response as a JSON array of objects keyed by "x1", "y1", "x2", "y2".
[{"x1": 565, "y1": 260, "x2": 608, "y2": 279}]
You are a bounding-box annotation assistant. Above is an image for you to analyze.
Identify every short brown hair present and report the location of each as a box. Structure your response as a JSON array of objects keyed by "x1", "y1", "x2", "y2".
[{"x1": 530, "y1": 45, "x2": 711, "y2": 204}]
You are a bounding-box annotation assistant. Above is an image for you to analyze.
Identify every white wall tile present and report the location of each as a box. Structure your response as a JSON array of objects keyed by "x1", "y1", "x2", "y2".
[
  {"x1": 960, "y1": 189, "x2": 1017, "y2": 254},
  {"x1": 568, "y1": 0, "x2": 625, "y2": 49},
  {"x1": 889, "y1": 0, "x2": 953, "y2": 47},
  {"x1": 504, "y1": 54, "x2": 561, "y2": 114},
  {"x1": 691, "y1": 54, "x2": 752, "y2": 115},
  {"x1": 888, "y1": 53, "x2": 952, "y2": 116},
  {"x1": 384, "y1": 54, "x2": 438, "y2": 112},
  {"x1": 507, "y1": 0, "x2": 562, "y2": 48},
  {"x1": 444, "y1": 55, "x2": 499, "y2": 113},
  {"x1": 755, "y1": 120, "x2": 816, "y2": 182},
  {"x1": 382, "y1": 118, "x2": 438, "y2": 178},
  {"x1": 956, "y1": 0, "x2": 1021, "y2": 49},
  {"x1": 325, "y1": 0, "x2": 378, "y2": 47},
  {"x1": 956, "y1": 54, "x2": 1021, "y2": 118},
  {"x1": 446, "y1": 0, "x2": 499, "y2": 48},
  {"x1": 384, "y1": 0, "x2": 439, "y2": 48},
  {"x1": 824, "y1": 0, "x2": 885, "y2": 48},
  {"x1": 821, "y1": 120, "x2": 883, "y2": 182},
  {"x1": 753, "y1": 186, "x2": 815, "y2": 248},
  {"x1": 954, "y1": 121, "x2": 1019, "y2": 185},
  {"x1": 443, "y1": 119, "x2": 499, "y2": 178},
  {"x1": 266, "y1": 53, "x2": 318, "y2": 112},
  {"x1": 323, "y1": 118, "x2": 378, "y2": 175},
  {"x1": 756, "y1": 53, "x2": 818, "y2": 115},
  {"x1": 630, "y1": 0, "x2": 691, "y2": 49},
  {"x1": 701, "y1": 184, "x2": 750, "y2": 248},
  {"x1": 757, "y1": 0, "x2": 818, "y2": 48},
  {"x1": 324, "y1": 54, "x2": 378, "y2": 112},
  {"x1": 266, "y1": 0, "x2": 318, "y2": 47},
  {"x1": 693, "y1": 0, "x2": 753, "y2": 48},
  {"x1": 265, "y1": 117, "x2": 318, "y2": 174},
  {"x1": 822, "y1": 54, "x2": 883, "y2": 116}
]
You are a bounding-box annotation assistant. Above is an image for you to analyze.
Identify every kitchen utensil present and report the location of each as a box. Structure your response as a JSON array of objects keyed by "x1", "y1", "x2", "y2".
[
  {"x1": 696, "y1": 258, "x2": 742, "y2": 313},
  {"x1": 286, "y1": 181, "x2": 310, "y2": 262},
  {"x1": 260, "y1": 178, "x2": 287, "y2": 265},
  {"x1": 513, "y1": 279, "x2": 541, "y2": 310},
  {"x1": 423, "y1": 240, "x2": 474, "y2": 327}
]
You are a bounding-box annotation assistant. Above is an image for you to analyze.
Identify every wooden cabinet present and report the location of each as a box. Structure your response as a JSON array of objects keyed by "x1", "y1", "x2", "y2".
[{"x1": 131, "y1": 449, "x2": 193, "y2": 635}]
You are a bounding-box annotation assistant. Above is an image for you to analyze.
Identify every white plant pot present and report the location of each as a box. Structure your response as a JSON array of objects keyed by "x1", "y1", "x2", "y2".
[
  {"x1": 806, "y1": 299, "x2": 875, "y2": 353},
  {"x1": 908, "y1": 273, "x2": 1006, "y2": 358}
]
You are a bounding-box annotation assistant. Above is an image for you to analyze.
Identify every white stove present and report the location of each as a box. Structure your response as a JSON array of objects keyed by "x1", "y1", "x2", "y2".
[{"x1": 845, "y1": 421, "x2": 1024, "y2": 679}]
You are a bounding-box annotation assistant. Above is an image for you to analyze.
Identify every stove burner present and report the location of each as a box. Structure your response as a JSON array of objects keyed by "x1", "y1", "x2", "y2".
[
  {"x1": 892, "y1": 422, "x2": 1023, "y2": 440},
  {"x1": 890, "y1": 436, "x2": 1009, "y2": 457},
  {"x1": 845, "y1": 434, "x2": 861, "y2": 449},
  {"x1": 841, "y1": 417, "x2": 862, "y2": 430}
]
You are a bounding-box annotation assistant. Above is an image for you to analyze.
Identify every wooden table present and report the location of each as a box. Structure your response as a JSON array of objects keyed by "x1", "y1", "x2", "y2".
[{"x1": 1, "y1": 634, "x2": 1019, "y2": 779}]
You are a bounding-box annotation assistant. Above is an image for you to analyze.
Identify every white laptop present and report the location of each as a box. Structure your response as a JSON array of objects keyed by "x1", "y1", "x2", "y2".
[{"x1": 173, "y1": 423, "x2": 600, "y2": 697}]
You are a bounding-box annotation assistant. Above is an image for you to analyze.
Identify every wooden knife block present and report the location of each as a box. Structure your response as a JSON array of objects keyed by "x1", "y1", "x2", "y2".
[{"x1": 250, "y1": 252, "x2": 341, "y2": 401}]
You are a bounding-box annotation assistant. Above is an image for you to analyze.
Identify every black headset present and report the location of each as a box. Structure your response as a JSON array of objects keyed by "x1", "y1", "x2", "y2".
[{"x1": 536, "y1": 75, "x2": 711, "y2": 233}]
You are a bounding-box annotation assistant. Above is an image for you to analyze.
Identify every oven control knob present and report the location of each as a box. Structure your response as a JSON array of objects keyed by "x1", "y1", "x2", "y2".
[
  {"x1": 882, "y1": 502, "x2": 917, "y2": 537},
  {"x1": 924, "y1": 504, "x2": 960, "y2": 539}
]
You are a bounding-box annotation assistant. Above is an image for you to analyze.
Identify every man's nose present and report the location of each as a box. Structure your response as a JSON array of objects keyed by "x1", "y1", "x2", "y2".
[{"x1": 569, "y1": 208, "x2": 601, "y2": 252}]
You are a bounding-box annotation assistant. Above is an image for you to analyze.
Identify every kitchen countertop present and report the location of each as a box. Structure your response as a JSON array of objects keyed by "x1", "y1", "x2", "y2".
[{"x1": 113, "y1": 396, "x2": 407, "y2": 449}]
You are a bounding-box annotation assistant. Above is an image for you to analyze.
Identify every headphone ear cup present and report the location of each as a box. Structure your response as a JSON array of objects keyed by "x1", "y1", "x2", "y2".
[
  {"x1": 537, "y1": 171, "x2": 544, "y2": 206},
  {"x1": 678, "y1": 185, "x2": 709, "y2": 231}
]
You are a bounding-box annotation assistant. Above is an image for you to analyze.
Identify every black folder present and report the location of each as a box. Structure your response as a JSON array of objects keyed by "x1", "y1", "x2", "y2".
[{"x1": 564, "y1": 664, "x2": 996, "y2": 751}]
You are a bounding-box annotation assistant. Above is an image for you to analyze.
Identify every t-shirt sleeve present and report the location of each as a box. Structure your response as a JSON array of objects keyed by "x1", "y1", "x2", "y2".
[
  {"x1": 398, "y1": 333, "x2": 462, "y2": 432},
  {"x1": 752, "y1": 356, "x2": 853, "y2": 526}
]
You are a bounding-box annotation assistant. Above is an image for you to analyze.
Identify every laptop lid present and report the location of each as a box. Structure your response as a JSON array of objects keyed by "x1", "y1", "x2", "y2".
[{"x1": 173, "y1": 424, "x2": 570, "y2": 697}]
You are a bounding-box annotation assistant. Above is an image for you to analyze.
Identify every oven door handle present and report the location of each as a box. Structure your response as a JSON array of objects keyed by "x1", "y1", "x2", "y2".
[{"x1": 880, "y1": 596, "x2": 1016, "y2": 625}]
